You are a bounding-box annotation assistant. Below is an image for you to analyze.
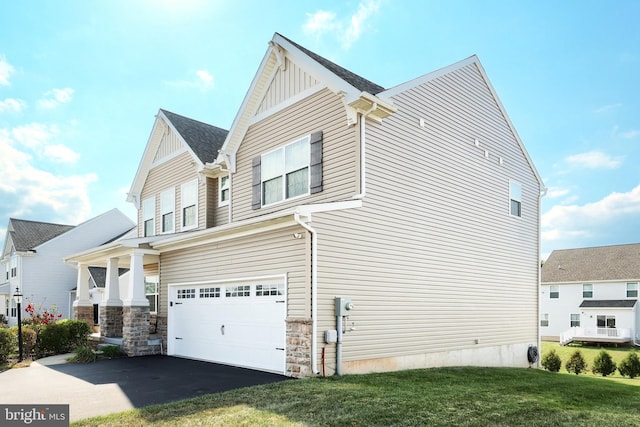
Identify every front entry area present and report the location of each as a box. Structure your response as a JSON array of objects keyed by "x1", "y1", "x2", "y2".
[{"x1": 167, "y1": 276, "x2": 287, "y2": 374}]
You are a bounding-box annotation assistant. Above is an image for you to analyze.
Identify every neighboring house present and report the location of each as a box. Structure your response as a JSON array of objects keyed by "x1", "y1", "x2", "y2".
[
  {"x1": 0, "y1": 209, "x2": 135, "y2": 326},
  {"x1": 541, "y1": 243, "x2": 640, "y2": 345},
  {"x1": 65, "y1": 33, "x2": 544, "y2": 378}
]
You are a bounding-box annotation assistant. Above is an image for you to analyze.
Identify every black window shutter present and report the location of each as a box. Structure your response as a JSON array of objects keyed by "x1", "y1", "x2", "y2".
[
  {"x1": 252, "y1": 156, "x2": 262, "y2": 209},
  {"x1": 309, "y1": 131, "x2": 323, "y2": 194}
]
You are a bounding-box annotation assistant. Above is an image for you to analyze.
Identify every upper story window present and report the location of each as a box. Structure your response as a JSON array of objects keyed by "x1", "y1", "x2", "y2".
[
  {"x1": 10, "y1": 256, "x2": 17, "y2": 278},
  {"x1": 219, "y1": 176, "x2": 230, "y2": 207},
  {"x1": 142, "y1": 197, "x2": 155, "y2": 237},
  {"x1": 181, "y1": 180, "x2": 198, "y2": 230},
  {"x1": 252, "y1": 131, "x2": 324, "y2": 210},
  {"x1": 509, "y1": 180, "x2": 522, "y2": 217},
  {"x1": 627, "y1": 283, "x2": 638, "y2": 298},
  {"x1": 550, "y1": 285, "x2": 559, "y2": 299},
  {"x1": 583, "y1": 284, "x2": 593, "y2": 298},
  {"x1": 160, "y1": 188, "x2": 175, "y2": 233},
  {"x1": 5, "y1": 262, "x2": 9, "y2": 280}
]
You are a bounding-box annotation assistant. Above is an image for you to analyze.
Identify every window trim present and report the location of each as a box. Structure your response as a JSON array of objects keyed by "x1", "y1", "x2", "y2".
[
  {"x1": 160, "y1": 188, "x2": 175, "y2": 234},
  {"x1": 145, "y1": 276, "x2": 159, "y2": 313},
  {"x1": 142, "y1": 197, "x2": 155, "y2": 237},
  {"x1": 570, "y1": 313, "x2": 580, "y2": 327},
  {"x1": 582, "y1": 284, "x2": 593, "y2": 298},
  {"x1": 509, "y1": 180, "x2": 522, "y2": 217},
  {"x1": 260, "y1": 135, "x2": 311, "y2": 207},
  {"x1": 627, "y1": 282, "x2": 638, "y2": 298},
  {"x1": 540, "y1": 313, "x2": 549, "y2": 327},
  {"x1": 549, "y1": 285, "x2": 559, "y2": 299},
  {"x1": 219, "y1": 175, "x2": 230, "y2": 207},
  {"x1": 180, "y1": 179, "x2": 198, "y2": 231}
]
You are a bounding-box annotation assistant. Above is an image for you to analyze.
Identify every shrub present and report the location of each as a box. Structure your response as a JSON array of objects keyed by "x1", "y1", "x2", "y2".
[
  {"x1": 592, "y1": 350, "x2": 617, "y2": 377},
  {"x1": 619, "y1": 351, "x2": 640, "y2": 379},
  {"x1": 37, "y1": 322, "x2": 70, "y2": 356},
  {"x1": 70, "y1": 345, "x2": 96, "y2": 363},
  {"x1": 541, "y1": 349, "x2": 562, "y2": 372},
  {"x1": 565, "y1": 350, "x2": 587, "y2": 375},
  {"x1": 100, "y1": 345, "x2": 124, "y2": 359},
  {"x1": 0, "y1": 328, "x2": 16, "y2": 362},
  {"x1": 20, "y1": 327, "x2": 37, "y2": 358},
  {"x1": 64, "y1": 320, "x2": 92, "y2": 350}
]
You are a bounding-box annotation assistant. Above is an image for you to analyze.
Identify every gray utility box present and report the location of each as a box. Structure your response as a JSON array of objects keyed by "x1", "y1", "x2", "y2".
[{"x1": 335, "y1": 297, "x2": 353, "y2": 316}]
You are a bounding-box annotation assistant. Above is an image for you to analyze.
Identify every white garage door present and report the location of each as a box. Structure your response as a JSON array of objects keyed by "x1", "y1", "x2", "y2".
[{"x1": 167, "y1": 278, "x2": 286, "y2": 373}]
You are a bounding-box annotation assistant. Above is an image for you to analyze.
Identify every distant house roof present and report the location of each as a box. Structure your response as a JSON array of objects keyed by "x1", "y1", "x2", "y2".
[
  {"x1": 277, "y1": 33, "x2": 385, "y2": 95},
  {"x1": 579, "y1": 299, "x2": 637, "y2": 308},
  {"x1": 8, "y1": 218, "x2": 75, "y2": 252},
  {"x1": 160, "y1": 109, "x2": 229, "y2": 164},
  {"x1": 88, "y1": 266, "x2": 130, "y2": 288},
  {"x1": 542, "y1": 243, "x2": 640, "y2": 283}
]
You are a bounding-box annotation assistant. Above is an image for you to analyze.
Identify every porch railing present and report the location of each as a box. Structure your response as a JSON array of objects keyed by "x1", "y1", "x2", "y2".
[{"x1": 560, "y1": 327, "x2": 632, "y2": 345}]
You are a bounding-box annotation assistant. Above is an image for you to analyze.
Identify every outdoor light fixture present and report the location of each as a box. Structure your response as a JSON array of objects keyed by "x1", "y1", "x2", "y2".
[{"x1": 13, "y1": 287, "x2": 23, "y2": 362}]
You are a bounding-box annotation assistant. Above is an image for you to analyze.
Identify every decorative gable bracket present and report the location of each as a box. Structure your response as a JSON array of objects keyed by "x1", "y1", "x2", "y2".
[{"x1": 341, "y1": 91, "x2": 397, "y2": 126}]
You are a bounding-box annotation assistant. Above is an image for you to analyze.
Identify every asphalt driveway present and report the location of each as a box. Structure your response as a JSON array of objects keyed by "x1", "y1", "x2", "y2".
[{"x1": 0, "y1": 354, "x2": 288, "y2": 421}]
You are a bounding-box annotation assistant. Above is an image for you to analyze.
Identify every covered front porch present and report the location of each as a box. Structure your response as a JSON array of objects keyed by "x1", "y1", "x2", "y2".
[{"x1": 65, "y1": 236, "x2": 166, "y2": 356}]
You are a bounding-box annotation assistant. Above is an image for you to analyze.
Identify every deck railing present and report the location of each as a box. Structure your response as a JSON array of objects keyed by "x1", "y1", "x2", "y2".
[{"x1": 560, "y1": 327, "x2": 632, "y2": 345}]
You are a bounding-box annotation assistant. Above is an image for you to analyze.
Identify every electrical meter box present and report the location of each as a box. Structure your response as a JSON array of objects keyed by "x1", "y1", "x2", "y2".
[{"x1": 335, "y1": 297, "x2": 354, "y2": 316}]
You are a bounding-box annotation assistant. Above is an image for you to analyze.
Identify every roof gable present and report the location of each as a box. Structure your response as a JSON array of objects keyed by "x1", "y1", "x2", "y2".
[
  {"x1": 127, "y1": 109, "x2": 228, "y2": 207},
  {"x1": 542, "y1": 243, "x2": 640, "y2": 283},
  {"x1": 5, "y1": 219, "x2": 74, "y2": 253}
]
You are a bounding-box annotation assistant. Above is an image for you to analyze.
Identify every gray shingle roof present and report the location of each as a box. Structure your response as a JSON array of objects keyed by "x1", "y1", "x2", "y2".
[
  {"x1": 160, "y1": 109, "x2": 229, "y2": 164},
  {"x1": 88, "y1": 266, "x2": 130, "y2": 288},
  {"x1": 277, "y1": 33, "x2": 385, "y2": 95},
  {"x1": 579, "y1": 299, "x2": 637, "y2": 308},
  {"x1": 542, "y1": 243, "x2": 640, "y2": 283},
  {"x1": 8, "y1": 218, "x2": 75, "y2": 252}
]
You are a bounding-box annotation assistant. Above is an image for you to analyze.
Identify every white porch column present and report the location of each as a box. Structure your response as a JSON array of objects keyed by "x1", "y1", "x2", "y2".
[
  {"x1": 73, "y1": 263, "x2": 92, "y2": 307},
  {"x1": 102, "y1": 257, "x2": 123, "y2": 306},
  {"x1": 124, "y1": 250, "x2": 149, "y2": 307}
]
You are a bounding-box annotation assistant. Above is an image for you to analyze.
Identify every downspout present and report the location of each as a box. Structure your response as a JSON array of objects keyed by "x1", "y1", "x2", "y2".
[
  {"x1": 294, "y1": 212, "x2": 321, "y2": 375},
  {"x1": 353, "y1": 102, "x2": 377, "y2": 199}
]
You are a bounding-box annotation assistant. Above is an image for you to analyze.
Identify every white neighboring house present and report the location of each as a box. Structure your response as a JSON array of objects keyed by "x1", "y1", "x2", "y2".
[
  {"x1": 0, "y1": 209, "x2": 135, "y2": 326},
  {"x1": 540, "y1": 243, "x2": 640, "y2": 346}
]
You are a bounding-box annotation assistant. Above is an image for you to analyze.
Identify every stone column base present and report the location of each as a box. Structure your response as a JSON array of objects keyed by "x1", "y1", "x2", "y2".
[
  {"x1": 99, "y1": 306, "x2": 123, "y2": 338},
  {"x1": 73, "y1": 305, "x2": 93, "y2": 325},
  {"x1": 286, "y1": 318, "x2": 312, "y2": 378},
  {"x1": 122, "y1": 306, "x2": 156, "y2": 356}
]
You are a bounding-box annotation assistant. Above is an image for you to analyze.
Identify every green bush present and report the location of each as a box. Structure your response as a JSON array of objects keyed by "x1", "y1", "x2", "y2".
[
  {"x1": 64, "y1": 320, "x2": 92, "y2": 350},
  {"x1": 70, "y1": 345, "x2": 96, "y2": 363},
  {"x1": 592, "y1": 350, "x2": 617, "y2": 377},
  {"x1": 565, "y1": 350, "x2": 587, "y2": 375},
  {"x1": 100, "y1": 345, "x2": 124, "y2": 359},
  {"x1": 20, "y1": 327, "x2": 37, "y2": 358},
  {"x1": 37, "y1": 322, "x2": 70, "y2": 356},
  {"x1": 541, "y1": 349, "x2": 562, "y2": 372},
  {"x1": 619, "y1": 351, "x2": 640, "y2": 379},
  {"x1": 0, "y1": 328, "x2": 16, "y2": 362}
]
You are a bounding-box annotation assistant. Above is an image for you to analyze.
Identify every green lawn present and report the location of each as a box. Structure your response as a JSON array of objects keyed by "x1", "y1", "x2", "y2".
[
  {"x1": 542, "y1": 340, "x2": 638, "y2": 379},
  {"x1": 72, "y1": 366, "x2": 640, "y2": 427}
]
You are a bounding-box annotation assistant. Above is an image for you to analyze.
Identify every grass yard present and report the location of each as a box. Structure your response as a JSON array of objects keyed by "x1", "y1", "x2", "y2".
[
  {"x1": 72, "y1": 366, "x2": 640, "y2": 427},
  {"x1": 541, "y1": 340, "x2": 638, "y2": 380}
]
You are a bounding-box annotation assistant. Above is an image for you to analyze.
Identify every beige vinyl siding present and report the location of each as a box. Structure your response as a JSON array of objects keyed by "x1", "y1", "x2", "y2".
[
  {"x1": 139, "y1": 151, "x2": 205, "y2": 236},
  {"x1": 153, "y1": 125, "x2": 183, "y2": 163},
  {"x1": 205, "y1": 177, "x2": 229, "y2": 228},
  {"x1": 313, "y1": 63, "x2": 540, "y2": 370},
  {"x1": 233, "y1": 89, "x2": 358, "y2": 221},
  {"x1": 256, "y1": 57, "x2": 319, "y2": 115},
  {"x1": 158, "y1": 226, "x2": 310, "y2": 319}
]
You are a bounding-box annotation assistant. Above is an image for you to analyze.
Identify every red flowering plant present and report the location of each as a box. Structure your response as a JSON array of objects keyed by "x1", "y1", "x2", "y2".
[{"x1": 24, "y1": 300, "x2": 63, "y2": 325}]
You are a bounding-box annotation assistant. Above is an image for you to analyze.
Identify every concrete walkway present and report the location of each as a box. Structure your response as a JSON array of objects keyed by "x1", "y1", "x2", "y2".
[{"x1": 0, "y1": 354, "x2": 287, "y2": 422}]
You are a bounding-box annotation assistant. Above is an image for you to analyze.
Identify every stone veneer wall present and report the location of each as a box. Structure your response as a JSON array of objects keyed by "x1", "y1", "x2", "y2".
[
  {"x1": 73, "y1": 306, "x2": 93, "y2": 325},
  {"x1": 122, "y1": 306, "x2": 160, "y2": 356},
  {"x1": 286, "y1": 318, "x2": 312, "y2": 378},
  {"x1": 99, "y1": 306, "x2": 123, "y2": 338},
  {"x1": 155, "y1": 316, "x2": 167, "y2": 353}
]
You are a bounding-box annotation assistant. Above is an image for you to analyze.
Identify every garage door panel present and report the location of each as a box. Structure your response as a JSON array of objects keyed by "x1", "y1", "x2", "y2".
[{"x1": 168, "y1": 279, "x2": 286, "y2": 373}]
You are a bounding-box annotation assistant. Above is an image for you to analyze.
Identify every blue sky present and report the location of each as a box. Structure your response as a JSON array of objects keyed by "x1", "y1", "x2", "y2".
[{"x1": 0, "y1": 0, "x2": 638, "y2": 258}]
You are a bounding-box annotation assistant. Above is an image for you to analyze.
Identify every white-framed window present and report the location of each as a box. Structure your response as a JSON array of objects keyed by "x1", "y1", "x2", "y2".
[
  {"x1": 177, "y1": 289, "x2": 195, "y2": 299},
  {"x1": 142, "y1": 197, "x2": 155, "y2": 237},
  {"x1": 10, "y1": 257, "x2": 17, "y2": 278},
  {"x1": 597, "y1": 315, "x2": 616, "y2": 329},
  {"x1": 219, "y1": 176, "x2": 230, "y2": 207},
  {"x1": 200, "y1": 287, "x2": 221, "y2": 298},
  {"x1": 160, "y1": 188, "x2": 175, "y2": 233},
  {"x1": 627, "y1": 283, "x2": 638, "y2": 298},
  {"x1": 262, "y1": 136, "x2": 310, "y2": 206},
  {"x1": 256, "y1": 283, "x2": 284, "y2": 296},
  {"x1": 10, "y1": 298, "x2": 17, "y2": 318},
  {"x1": 181, "y1": 180, "x2": 198, "y2": 230},
  {"x1": 550, "y1": 285, "x2": 559, "y2": 299},
  {"x1": 509, "y1": 180, "x2": 522, "y2": 217},
  {"x1": 570, "y1": 314, "x2": 580, "y2": 327},
  {"x1": 583, "y1": 284, "x2": 593, "y2": 298},
  {"x1": 540, "y1": 313, "x2": 549, "y2": 327},
  {"x1": 4, "y1": 262, "x2": 8, "y2": 280},
  {"x1": 145, "y1": 276, "x2": 159, "y2": 313},
  {"x1": 226, "y1": 285, "x2": 251, "y2": 297}
]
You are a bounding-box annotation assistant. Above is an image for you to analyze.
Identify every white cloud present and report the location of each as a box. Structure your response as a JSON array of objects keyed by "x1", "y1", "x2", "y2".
[
  {"x1": 0, "y1": 98, "x2": 27, "y2": 114},
  {"x1": 43, "y1": 144, "x2": 80, "y2": 164},
  {"x1": 303, "y1": 0, "x2": 381, "y2": 50},
  {"x1": 545, "y1": 186, "x2": 570, "y2": 199},
  {"x1": 620, "y1": 129, "x2": 640, "y2": 139},
  {"x1": 565, "y1": 150, "x2": 623, "y2": 169},
  {"x1": 37, "y1": 87, "x2": 74, "y2": 109},
  {"x1": 594, "y1": 103, "x2": 622, "y2": 114},
  {"x1": 542, "y1": 185, "x2": 640, "y2": 246},
  {"x1": 0, "y1": 56, "x2": 14, "y2": 86},
  {"x1": 12, "y1": 123, "x2": 58, "y2": 148},
  {"x1": 0, "y1": 128, "x2": 95, "y2": 225},
  {"x1": 165, "y1": 69, "x2": 215, "y2": 92}
]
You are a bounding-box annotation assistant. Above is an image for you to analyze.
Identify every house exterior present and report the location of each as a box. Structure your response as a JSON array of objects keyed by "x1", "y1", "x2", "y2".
[
  {"x1": 0, "y1": 209, "x2": 135, "y2": 326},
  {"x1": 540, "y1": 243, "x2": 640, "y2": 345},
  {"x1": 64, "y1": 33, "x2": 544, "y2": 377}
]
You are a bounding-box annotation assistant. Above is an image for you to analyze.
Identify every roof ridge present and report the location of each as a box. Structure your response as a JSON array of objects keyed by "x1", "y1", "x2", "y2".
[
  {"x1": 551, "y1": 242, "x2": 640, "y2": 253},
  {"x1": 9, "y1": 218, "x2": 74, "y2": 228},
  {"x1": 160, "y1": 109, "x2": 228, "y2": 132}
]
